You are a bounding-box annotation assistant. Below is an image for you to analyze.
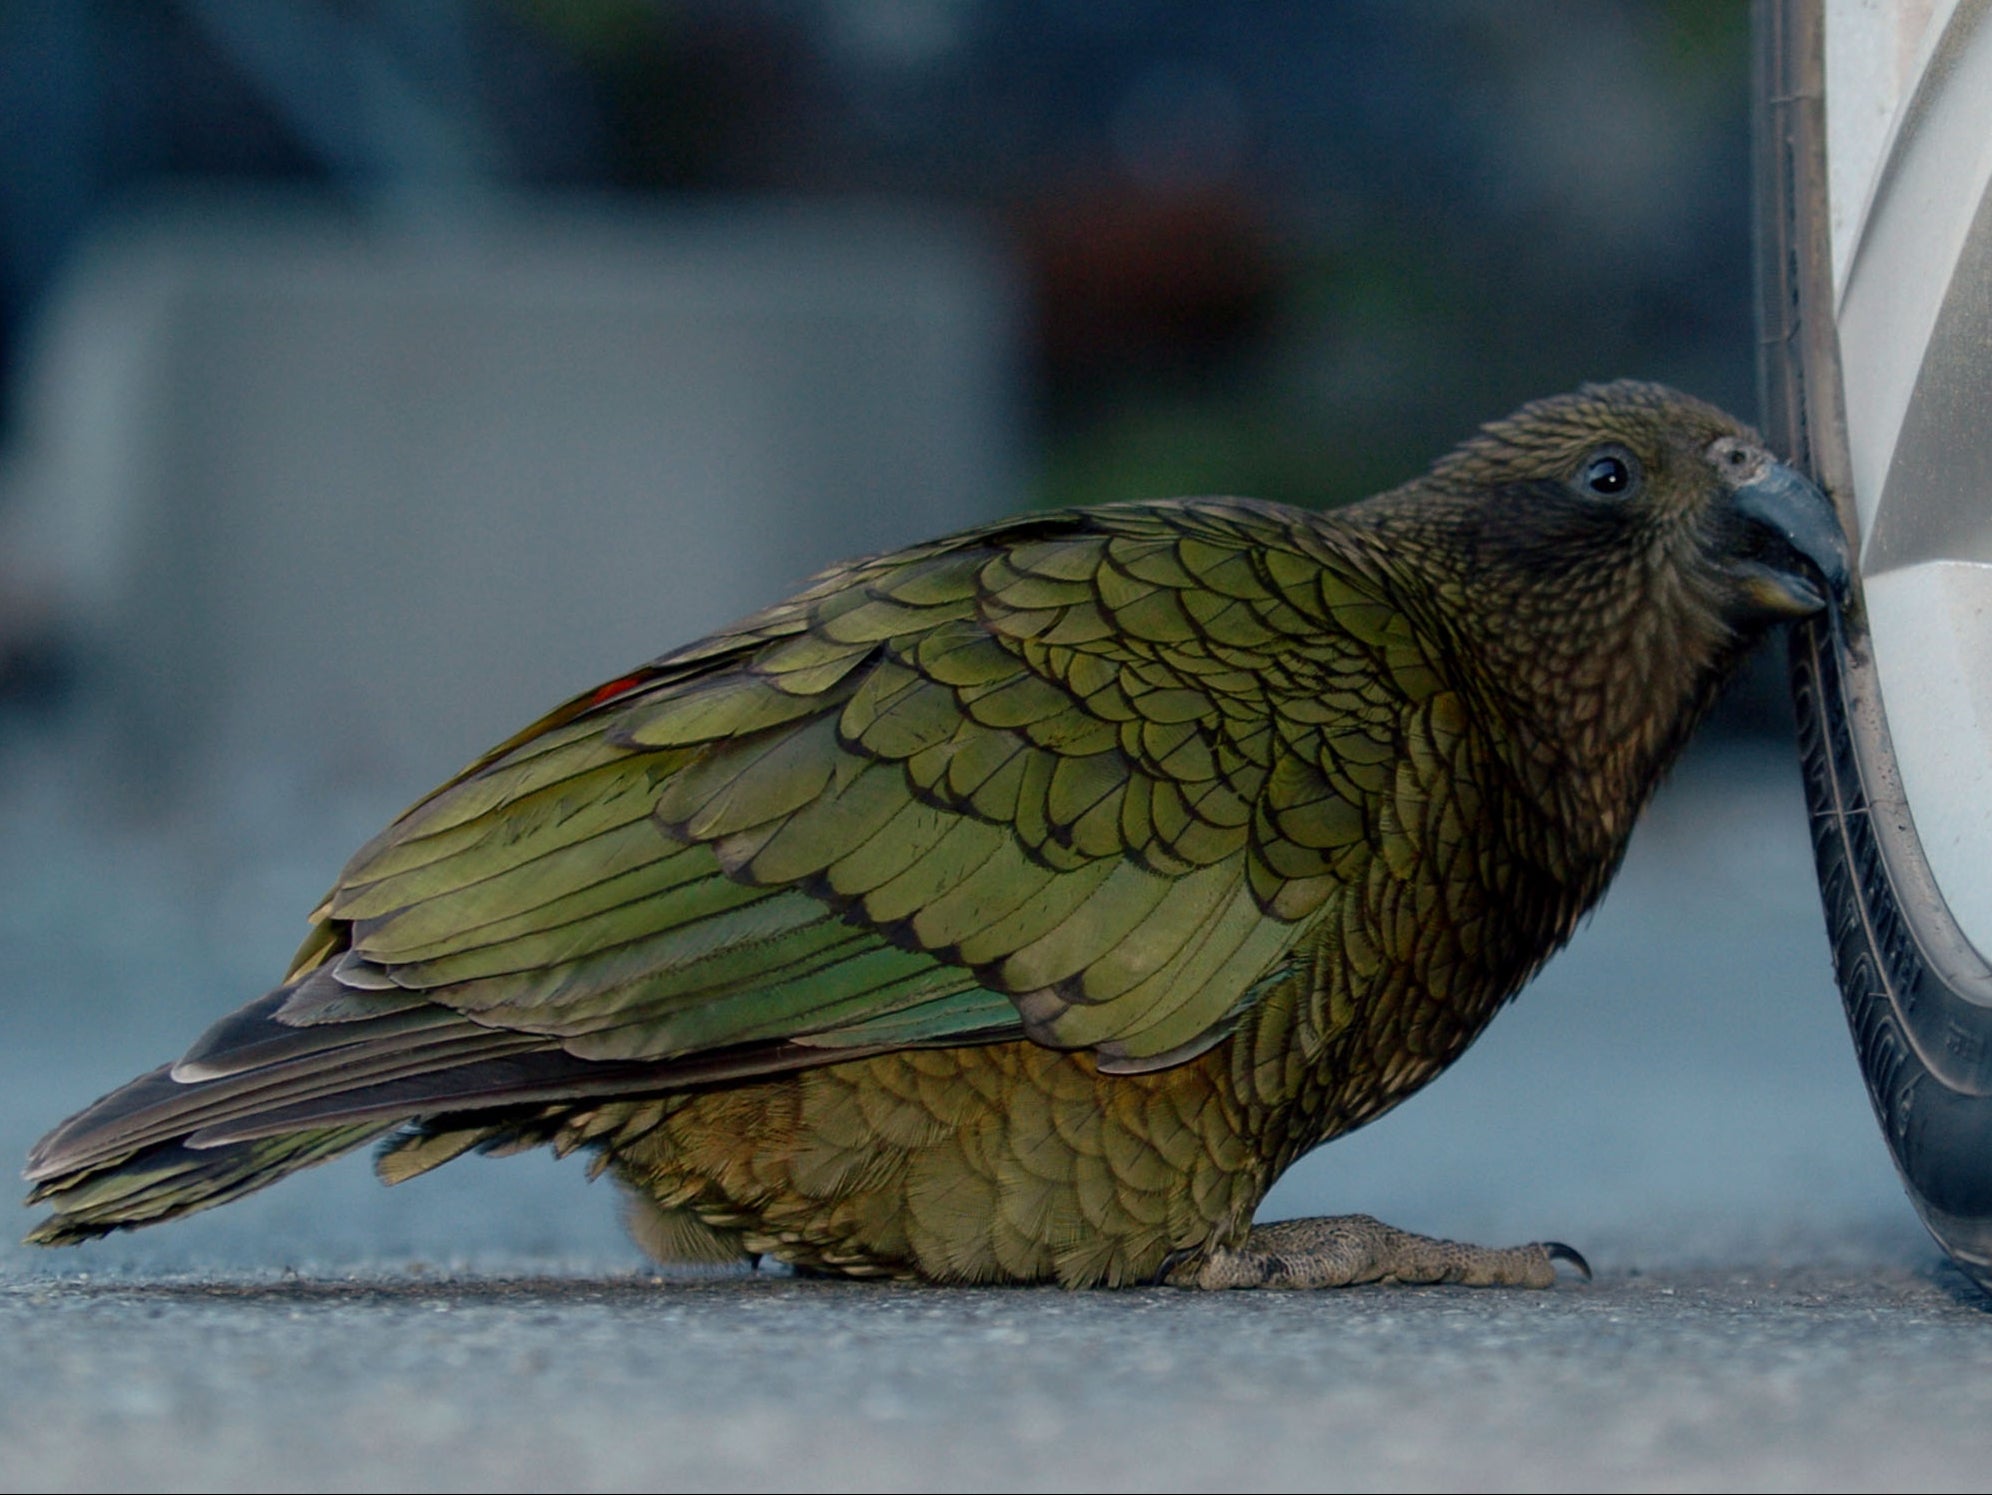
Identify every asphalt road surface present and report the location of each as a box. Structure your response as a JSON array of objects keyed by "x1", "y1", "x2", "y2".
[{"x1": 3, "y1": 724, "x2": 1986, "y2": 1492}]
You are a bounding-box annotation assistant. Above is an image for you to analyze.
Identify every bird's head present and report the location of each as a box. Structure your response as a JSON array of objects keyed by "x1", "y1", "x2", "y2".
[
  {"x1": 1423, "y1": 378, "x2": 1850, "y2": 631},
  {"x1": 1366, "y1": 380, "x2": 1852, "y2": 835}
]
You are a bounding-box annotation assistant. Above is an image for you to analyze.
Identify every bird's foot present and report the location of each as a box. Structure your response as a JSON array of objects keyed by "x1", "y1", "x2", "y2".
[{"x1": 1171, "y1": 1214, "x2": 1590, "y2": 1290}]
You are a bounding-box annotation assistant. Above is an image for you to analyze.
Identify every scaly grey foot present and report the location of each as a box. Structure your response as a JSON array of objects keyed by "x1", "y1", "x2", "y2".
[{"x1": 1173, "y1": 1215, "x2": 1591, "y2": 1290}]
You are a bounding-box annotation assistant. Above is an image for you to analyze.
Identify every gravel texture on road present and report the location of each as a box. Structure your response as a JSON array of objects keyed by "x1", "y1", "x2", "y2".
[{"x1": 5, "y1": 1259, "x2": 1987, "y2": 1493}]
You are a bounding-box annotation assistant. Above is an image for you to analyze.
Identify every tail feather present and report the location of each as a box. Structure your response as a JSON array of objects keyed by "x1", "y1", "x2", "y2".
[
  {"x1": 25, "y1": 1116, "x2": 394, "y2": 1245},
  {"x1": 186, "y1": 1048, "x2": 676, "y2": 1144},
  {"x1": 21, "y1": 974, "x2": 600, "y2": 1243},
  {"x1": 22, "y1": 973, "x2": 910, "y2": 1246},
  {"x1": 24, "y1": 995, "x2": 547, "y2": 1183},
  {"x1": 170, "y1": 971, "x2": 433, "y2": 1081}
]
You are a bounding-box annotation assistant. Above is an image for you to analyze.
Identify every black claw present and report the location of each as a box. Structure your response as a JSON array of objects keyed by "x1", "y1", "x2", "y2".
[
  {"x1": 1543, "y1": 1241, "x2": 1592, "y2": 1283},
  {"x1": 1150, "y1": 1246, "x2": 1199, "y2": 1287}
]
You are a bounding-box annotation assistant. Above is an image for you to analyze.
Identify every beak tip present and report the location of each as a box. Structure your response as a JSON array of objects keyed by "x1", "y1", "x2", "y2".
[{"x1": 1733, "y1": 461, "x2": 1852, "y2": 616}]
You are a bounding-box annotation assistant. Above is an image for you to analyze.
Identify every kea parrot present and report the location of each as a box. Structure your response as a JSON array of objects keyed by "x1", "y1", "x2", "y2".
[{"x1": 25, "y1": 381, "x2": 1848, "y2": 1288}]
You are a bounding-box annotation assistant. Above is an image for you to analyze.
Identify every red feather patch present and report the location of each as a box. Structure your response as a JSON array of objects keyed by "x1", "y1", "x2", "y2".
[{"x1": 586, "y1": 672, "x2": 653, "y2": 709}]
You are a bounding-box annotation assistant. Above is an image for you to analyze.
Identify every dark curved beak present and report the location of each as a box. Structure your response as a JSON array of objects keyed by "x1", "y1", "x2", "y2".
[{"x1": 1729, "y1": 461, "x2": 1852, "y2": 617}]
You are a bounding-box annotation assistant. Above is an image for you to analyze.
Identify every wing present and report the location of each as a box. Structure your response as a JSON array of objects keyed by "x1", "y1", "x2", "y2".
[{"x1": 323, "y1": 497, "x2": 1460, "y2": 1074}]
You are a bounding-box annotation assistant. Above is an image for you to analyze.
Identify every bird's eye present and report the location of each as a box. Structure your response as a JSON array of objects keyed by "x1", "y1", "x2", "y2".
[{"x1": 1580, "y1": 449, "x2": 1637, "y2": 498}]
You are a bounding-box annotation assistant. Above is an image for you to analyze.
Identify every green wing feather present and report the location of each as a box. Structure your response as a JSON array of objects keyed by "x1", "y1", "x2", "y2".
[{"x1": 318, "y1": 497, "x2": 1459, "y2": 1073}]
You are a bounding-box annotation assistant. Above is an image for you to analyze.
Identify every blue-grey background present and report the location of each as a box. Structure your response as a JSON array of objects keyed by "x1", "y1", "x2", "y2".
[{"x1": 0, "y1": 5, "x2": 1981, "y2": 1492}]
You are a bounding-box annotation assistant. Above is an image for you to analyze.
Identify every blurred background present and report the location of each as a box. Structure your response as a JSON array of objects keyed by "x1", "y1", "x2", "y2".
[
  {"x1": 0, "y1": 1, "x2": 1912, "y2": 1279},
  {"x1": 0, "y1": 0, "x2": 1761, "y2": 777}
]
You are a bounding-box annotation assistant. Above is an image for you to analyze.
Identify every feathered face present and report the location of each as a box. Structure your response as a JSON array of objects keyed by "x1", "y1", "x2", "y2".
[
  {"x1": 1426, "y1": 379, "x2": 1849, "y2": 632},
  {"x1": 1359, "y1": 380, "x2": 1854, "y2": 821}
]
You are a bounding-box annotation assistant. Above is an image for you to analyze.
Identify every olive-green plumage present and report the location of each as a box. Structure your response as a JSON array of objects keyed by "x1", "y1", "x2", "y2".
[{"x1": 25, "y1": 381, "x2": 1846, "y2": 1286}]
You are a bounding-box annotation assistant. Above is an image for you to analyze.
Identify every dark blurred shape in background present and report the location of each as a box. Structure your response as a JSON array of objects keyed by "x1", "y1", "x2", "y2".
[{"x1": 0, "y1": 0, "x2": 1763, "y2": 802}]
